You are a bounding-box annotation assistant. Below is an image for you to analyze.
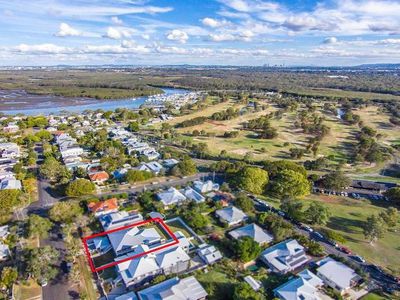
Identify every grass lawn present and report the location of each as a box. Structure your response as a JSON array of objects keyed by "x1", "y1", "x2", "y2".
[
  {"x1": 360, "y1": 292, "x2": 391, "y2": 300},
  {"x1": 165, "y1": 219, "x2": 194, "y2": 239},
  {"x1": 13, "y1": 279, "x2": 41, "y2": 300},
  {"x1": 302, "y1": 195, "x2": 400, "y2": 274},
  {"x1": 196, "y1": 269, "x2": 238, "y2": 300},
  {"x1": 77, "y1": 256, "x2": 98, "y2": 300}
]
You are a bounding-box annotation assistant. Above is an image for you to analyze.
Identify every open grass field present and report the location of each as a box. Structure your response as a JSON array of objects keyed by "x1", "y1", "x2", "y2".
[
  {"x1": 12, "y1": 279, "x2": 41, "y2": 300},
  {"x1": 263, "y1": 193, "x2": 400, "y2": 274},
  {"x1": 170, "y1": 100, "x2": 400, "y2": 178}
]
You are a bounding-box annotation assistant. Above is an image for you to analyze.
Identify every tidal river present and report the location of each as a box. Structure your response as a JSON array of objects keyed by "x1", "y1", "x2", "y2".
[{"x1": 0, "y1": 88, "x2": 188, "y2": 115}]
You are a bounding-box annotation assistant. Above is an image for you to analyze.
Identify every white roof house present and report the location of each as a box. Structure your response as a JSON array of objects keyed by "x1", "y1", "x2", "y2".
[
  {"x1": 117, "y1": 244, "x2": 191, "y2": 288},
  {"x1": 229, "y1": 223, "x2": 273, "y2": 245},
  {"x1": 193, "y1": 180, "x2": 219, "y2": 194},
  {"x1": 215, "y1": 206, "x2": 248, "y2": 226},
  {"x1": 197, "y1": 243, "x2": 222, "y2": 265},
  {"x1": 316, "y1": 257, "x2": 361, "y2": 294},
  {"x1": 162, "y1": 159, "x2": 179, "y2": 169},
  {"x1": 144, "y1": 162, "x2": 164, "y2": 174},
  {"x1": 244, "y1": 275, "x2": 262, "y2": 291},
  {"x1": 0, "y1": 143, "x2": 20, "y2": 158},
  {"x1": 274, "y1": 270, "x2": 324, "y2": 300},
  {"x1": 99, "y1": 211, "x2": 144, "y2": 231},
  {"x1": 0, "y1": 170, "x2": 16, "y2": 181},
  {"x1": 157, "y1": 188, "x2": 187, "y2": 207},
  {"x1": 0, "y1": 225, "x2": 9, "y2": 239},
  {"x1": 0, "y1": 179, "x2": 22, "y2": 190},
  {"x1": 108, "y1": 227, "x2": 162, "y2": 256},
  {"x1": 260, "y1": 239, "x2": 309, "y2": 274},
  {"x1": 0, "y1": 243, "x2": 10, "y2": 260},
  {"x1": 180, "y1": 187, "x2": 206, "y2": 203},
  {"x1": 137, "y1": 276, "x2": 208, "y2": 300}
]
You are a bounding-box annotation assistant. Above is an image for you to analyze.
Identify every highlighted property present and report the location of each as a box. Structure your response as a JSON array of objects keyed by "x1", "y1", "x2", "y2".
[{"x1": 82, "y1": 218, "x2": 179, "y2": 272}]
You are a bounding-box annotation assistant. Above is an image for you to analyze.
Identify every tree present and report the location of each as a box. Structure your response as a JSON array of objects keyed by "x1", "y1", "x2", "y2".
[
  {"x1": 0, "y1": 267, "x2": 18, "y2": 292},
  {"x1": 319, "y1": 171, "x2": 351, "y2": 191},
  {"x1": 384, "y1": 187, "x2": 400, "y2": 206},
  {"x1": 269, "y1": 170, "x2": 311, "y2": 198},
  {"x1": 28, "y1": 214, "x2": 53, "y2": 239},
  {"x1": 263, "y1": 160, "x2": 307, "y2": 179},
  {"x1": 39, "y1": 156, "x2": 67, "y2": 182},
  {"x1": 26, "y1": 246, "x2": 59, "y2": 284},
  {"x1": 363, "y1": 214, "x2": 387, "y2": 244},
  {"x1": 127, "y1": 121, "x2": 139, "y2": 132},
  {"x1": 233, "y1": 237, "x2": 261, "y2": 262},
  {"x1": 171, "y1": 157, "x2": 197, "y2": 176},
  {"x1": 235, "y1": 193, "x2": 254, "y2": 213},
  {"x1": 184, "y1": 210, "x2": 209, "y2": 232},
  {"x1": 233, "y1": 282, "x2": 263, "y2": 300},
  {"x1": 379, "y1": 207, "x2": 398, "y2": 228},
  {"x1": 305, "y1": 202, "x2": 331, "y2": 225},
  {"x1": 236, "y1": 167, "x2": 268, "y2": 195},
  {"x1": 258, "y1": 212, "x2": 294, "y2": 241},
  {"x1": 49, "y1": 201, "x2": 83, "y2": 223},
  {"x1": 0, "y1": 189, "x2": 21, "y2": 213},
  {"x1": 65, "y1": 179, "x2": 95, "y2": 197},
  {"x1": 280, "y1": 198, "x2": 304, "y2": 222},
  {"x1": 125, "y1": 170, "x2": 153, "y2": 183}
]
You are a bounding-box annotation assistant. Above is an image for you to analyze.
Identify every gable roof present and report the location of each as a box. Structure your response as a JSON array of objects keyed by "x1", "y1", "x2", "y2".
[
  {"x1": 108, "y1": 227, "x2": 161, "y2": 253},
  {"x1": 157, "y1": 188, "x2": 186, "y2": 206},
  {"x1": 137, "y1": 276, "x2": 207, "y2": 300},
  {"x1": 88, "y1": 171, "x2": 109, "y2": 182},
  {"x1": 88, "y1": 198, "x2": 118, "y2": 214},
  {"x1": 317, "y1": 258, "x2": 359, "y2": 291},
  {"x1": 229, "y1": 223, "x2": 273, "y2": 244},
  {"x1": 215, "y1": 206, "x2": 247, "y2": 224},
  {"x1": 181, "y1": 187, "x2": 205, "y2": 203}
]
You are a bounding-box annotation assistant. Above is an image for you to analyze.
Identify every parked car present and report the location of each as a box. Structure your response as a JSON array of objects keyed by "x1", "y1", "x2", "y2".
[
  {"x1": 337, "y1": 246, "x2": 352, "y2": 254},
  {"x1": 350, "y1": 255, "x2": 366, "y2": 263},
  {"x1": 312, "y1": 231, "x2": 324, "y2": 240},
  {"x1": 301, "y1": 224, "x2": 314, "y2": 232},
  {"x1": 367, "y1": 264, "x2": 384, "y2": 273},
  {"x1": 326, "y1": 239, "x2": 338, "y2": 247}
]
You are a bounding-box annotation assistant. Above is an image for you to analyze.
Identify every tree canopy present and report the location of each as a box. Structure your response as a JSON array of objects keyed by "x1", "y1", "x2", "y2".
[
  {"x1": 305, "y1": 202, "x2": 331, "y2": 225},
  {"x1": 49, "y1": 201, "x2": 83, "y2": 223},
  {"x1": 232, "y1": 236, "x2": 261, "y2": 262},
  {"x1": 28, "y1": 214, "x2": 53, "y2": 239},
  {"x1": 269, "y1": 169, "x2": 311, "y2": 198},
  {"x1": 236, "y1": 167, "x2": 269, "y2": 195},
  {"x1": 65, "y1": 179, "x2": 95, "y2": 197},
  {"x1": 26, "y1": 246, "x2": 60, "y2": 283}
]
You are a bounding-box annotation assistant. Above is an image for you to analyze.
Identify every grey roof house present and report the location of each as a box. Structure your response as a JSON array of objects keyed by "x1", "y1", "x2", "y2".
[
  {"x1": 260, "y1": 239, "x2": 309, "y2": 274},
  {"x1": 229, "y1": 223, "x2": 273, "y2": 245},
  {"x1": 215, "y1": 206, "x2": 248, "y2": 226}
]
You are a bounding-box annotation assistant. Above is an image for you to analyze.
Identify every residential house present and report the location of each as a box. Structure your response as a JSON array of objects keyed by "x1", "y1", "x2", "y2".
[
  {"x1": 244, "y1": 276, "x2": 262, "y2": 291},
  {"x1": 229, "y1": 223, "x2": 273, "y2": 245},
  {"x1": 88, "y1": 171, "x2": 110, "y2": 184},
  {"x1": 260, "y1": 239, "x2": 310, "y2": 274},
  {"x1": 3, "y1": 123, "x2": 19, "y2": 133},
  {"x1": 157, "y1": 187, "x2": 187, "y2": 208},
  {"x1": 316, "y1": 257, "x2": 361, "y2": 295},
  {"x1": 0, "y1": 179, "x2": 22, "y2": 190},
  {"x1": 193, "y1": 180, "x2": 220, "y2": 194},
  {"x1": 161, "y1": 159, "x2": 179, "y2": 169},
  {"x1": 215, "y1": 206, "x2": 248, "y2": 227},
  {"x1": 116, "y1": 243, "x2": 190, "y2": 288},
  {"x1": 108, "y1": 226, "x2": 163, "y2": 256},
  {"x1": 88, "y1": 198, "x2": 119, "y2": 217},
  {"x1": 181, "y1": 187, "x2": 205, "y2": 203},
  {"x1": 137, "y1": 276, "x2": 207, "y2": 300},
  {"x1": 197, "y1": 243, "x2": 222, "y2": 265},
  {"x1": 0, "y1": 170, "x2": 16, "y2": 181},
  {"x1": 0, "y1": 225, "x2": 10, "y2": 261},
  {"x1": 99, "y1": 211, "x2": 144, "y2": 231},
  {"x1": 0, "y1": 143, "x2": 20, "y2": 158},
  {"x1": 274, "y1": 269, "x2": 324, "y2": 300}
]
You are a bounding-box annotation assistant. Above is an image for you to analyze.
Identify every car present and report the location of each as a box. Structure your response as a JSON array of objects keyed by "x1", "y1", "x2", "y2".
[
  {"x1": 277, "y1": 210, "x2": 286, "y2": 217},
  {"x1": 385, "y1": 274, "x2": 400, "y2": 283},
  {"x1": 338, "y1": 246, "x2": 352, "y2": 254},
  {"x1": 367, "y1": 264, "x2": 384, "y2": 273},
  {"x1": 326, "y1": 239, "x2": 338, "y2": 247},
  {"x1": 39, "y1": 280, "x2": 48, "y2": 287},
  {"x1": 350, "y1": 255, "x2": 366, "y2": 263},
  {"x1": 301, "y1": 225, "x2": 313, "y2": 232},
  {"x1": 312, "y1": 231, "x2": 324, "y2": 240}
]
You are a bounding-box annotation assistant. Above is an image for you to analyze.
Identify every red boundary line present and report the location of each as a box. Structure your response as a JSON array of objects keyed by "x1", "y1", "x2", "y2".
[{"x1": 81, "y1": 217, "x2": 179, "y2": 272}]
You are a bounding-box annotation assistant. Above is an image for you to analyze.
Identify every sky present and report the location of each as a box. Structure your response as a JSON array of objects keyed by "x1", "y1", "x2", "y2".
[{"x1": 0, "y1": 0, "x2": 400, "y2": 66}]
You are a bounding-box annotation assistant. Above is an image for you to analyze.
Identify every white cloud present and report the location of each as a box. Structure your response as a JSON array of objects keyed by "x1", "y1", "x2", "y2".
[
  {"x1": 111, "y1": 16, "x2": 123, "y2": 25},
  {"x1": 55, "y1": 23, "x2": 81, "y2": 37},
  {"x1": 13, "y1": 43, "x2": 72, "y2": 54},
  {"x1": 166, "y1": 29, "x2": 189, "y2": 44},
  {"x1": 201, "y1": 17, "x2": 230, "y2": 28},
  {"x1": 323, "y1": 37, "x2": 338, "y2": 44},
  {"x1": 103, "y1": 27, "x2": 135, "y2": 39}
]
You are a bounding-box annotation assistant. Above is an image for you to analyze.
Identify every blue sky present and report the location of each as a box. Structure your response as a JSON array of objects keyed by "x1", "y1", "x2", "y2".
[{"x1": 0, "y1": 0, "x2": 400, "y2": 66}]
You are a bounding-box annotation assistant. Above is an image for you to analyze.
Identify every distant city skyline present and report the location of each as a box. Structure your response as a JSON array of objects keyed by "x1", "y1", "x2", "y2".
[{"x1": 0, "y1": 0, "x2": 400, "y2": 66}]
